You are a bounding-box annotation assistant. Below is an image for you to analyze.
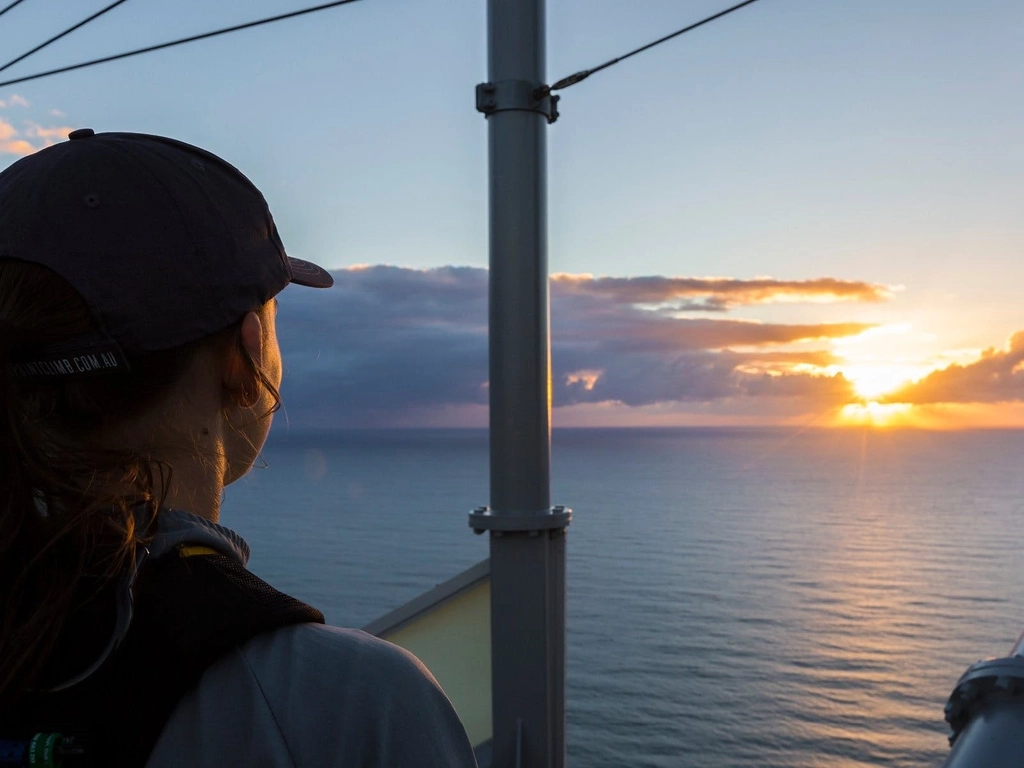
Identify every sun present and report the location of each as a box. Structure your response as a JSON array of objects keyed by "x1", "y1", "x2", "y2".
[
  {"x1": 839, "y1": 363, "x2": 922, "y2": 400},
  {"x1": 828, "y1": 324, "x2": 935, "y2": 401},
  {"x1": 832, "y1": 361, "x2": 930, "y2": 427}
]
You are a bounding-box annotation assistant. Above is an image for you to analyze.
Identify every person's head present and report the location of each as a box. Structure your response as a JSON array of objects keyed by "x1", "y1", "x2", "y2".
[{"x1": 0, "y1": 129, "x2": 332, "y2": 700}]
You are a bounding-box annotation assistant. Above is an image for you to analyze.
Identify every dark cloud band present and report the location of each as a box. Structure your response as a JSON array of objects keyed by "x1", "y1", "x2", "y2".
[{"x1": 274, "y1": 266, "x2": 887, "y2": 427}]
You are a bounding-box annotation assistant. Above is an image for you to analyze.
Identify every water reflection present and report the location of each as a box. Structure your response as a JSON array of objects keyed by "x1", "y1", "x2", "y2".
[{"x1": 223, "y1": 428, "x2": 1024, "y2": 767}]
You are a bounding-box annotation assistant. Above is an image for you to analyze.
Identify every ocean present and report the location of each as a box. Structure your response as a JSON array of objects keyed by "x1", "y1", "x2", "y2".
[{"x1": 219, "y1": 428, "x2": 1024, "y2": 767}]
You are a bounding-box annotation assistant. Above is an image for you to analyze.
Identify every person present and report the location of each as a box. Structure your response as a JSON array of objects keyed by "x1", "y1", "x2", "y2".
[{"x1": 0, "y1": 130, "x2": 479, "y2": 767}]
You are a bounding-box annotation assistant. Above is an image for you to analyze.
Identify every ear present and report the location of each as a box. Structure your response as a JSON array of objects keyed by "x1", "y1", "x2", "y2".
[{"x1": 222, "y1": 311, "x2": 264, "y2": 407}]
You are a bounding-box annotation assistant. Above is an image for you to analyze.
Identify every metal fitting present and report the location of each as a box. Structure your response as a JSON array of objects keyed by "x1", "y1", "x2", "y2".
[
  {"x1": 468, "y1": 505, "x2": 572, "y2": 533},
  {"x1": 476, "y1": 80, "x2": 560, "y2": 124}
]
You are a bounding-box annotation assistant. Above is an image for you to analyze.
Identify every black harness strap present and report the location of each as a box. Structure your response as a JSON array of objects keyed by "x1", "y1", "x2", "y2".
[{"x1": 6, "y1": 548, "x2": 324, "y2": 767}]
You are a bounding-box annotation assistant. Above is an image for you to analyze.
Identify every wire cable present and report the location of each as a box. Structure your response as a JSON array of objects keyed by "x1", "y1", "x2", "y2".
[
  {"x1": 0, "y1": 0, "x2": 363, "y2": 89},
  {"x1": 0, "y1": 0, "x2": 29, "y2": 21},
  {"x1": 545, "y1": 0, "x2": 764, "y2": 93},
  {"x1": 0, "y1": 0, "x2": 131, "y2": 75}
]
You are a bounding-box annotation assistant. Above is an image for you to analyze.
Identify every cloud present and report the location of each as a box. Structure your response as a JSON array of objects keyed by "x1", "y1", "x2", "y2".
[
  {"x1": 551, "y1": 273, "x2": 892, "y2": 311},
  {"x1": 0, "y1": 111, "x2": 72, "y2": 157},
  {"x1": 276, "y1": 266, "x2": 490, "y2": 427},
  {"x1": 0, "y1": 139, "x2": 35, "y2": 155},
  {"x1": 0, "y1": 95, "x2": 29, "y2": 108},
  {"x1": 0, "y1": 119, "x2": 34, "y2": 156},
  {"x1": 24, "y1": 123, "x2": 75, "y2": 142},
  {"x1": 884, "y1": 333, "x2": 1024, "y2": 404},
  {"x1": 275, "y1": 266, "x2": 871, "y2": 427}
]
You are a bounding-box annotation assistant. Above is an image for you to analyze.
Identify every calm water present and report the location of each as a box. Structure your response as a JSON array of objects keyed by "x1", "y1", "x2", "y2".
[{"x1": 220, "y1": 428, "x2": 1024, "y2": 767}]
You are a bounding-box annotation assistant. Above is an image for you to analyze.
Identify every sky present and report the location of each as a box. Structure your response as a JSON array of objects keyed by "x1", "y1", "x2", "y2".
[{"x1": 0, "y1": 0, "x2": 1021, "y2": 428}]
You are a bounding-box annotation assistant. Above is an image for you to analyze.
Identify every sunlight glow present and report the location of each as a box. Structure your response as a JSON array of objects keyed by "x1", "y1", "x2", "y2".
[
  {"x1": 839, "y1": 402, "x2": 914, "y2": 427},
  {"x1": 826, "y1": 324, "x2": 938, "y2": 400},
  {"x1": 838, "y1": 364, "x2": 924, "y2": 400}
]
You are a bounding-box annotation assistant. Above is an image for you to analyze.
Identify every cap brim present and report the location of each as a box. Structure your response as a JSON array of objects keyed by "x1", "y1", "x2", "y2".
[{"x1": 288, "y1": 257, "x2": 334, "y2": 288}]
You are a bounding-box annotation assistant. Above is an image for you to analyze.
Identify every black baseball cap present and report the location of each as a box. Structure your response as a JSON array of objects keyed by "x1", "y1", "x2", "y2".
[{"x1": 0, "y1": 128, "x2": 333, "y2": 378}]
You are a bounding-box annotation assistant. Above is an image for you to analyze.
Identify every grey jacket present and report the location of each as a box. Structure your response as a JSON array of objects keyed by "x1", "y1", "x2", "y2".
[{"x1": 144, "y1": 510, "x2": 478, "y2": 768}]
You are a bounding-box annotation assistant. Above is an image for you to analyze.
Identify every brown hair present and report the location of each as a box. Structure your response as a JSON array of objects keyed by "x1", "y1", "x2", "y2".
[{"x1": 0, "y1": 259, "x2": 280, "y2": 703}]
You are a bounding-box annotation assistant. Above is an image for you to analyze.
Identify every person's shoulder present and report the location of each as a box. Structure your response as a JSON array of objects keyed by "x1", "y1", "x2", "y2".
[
  {"x1": 237, "y1": 623, "x2": 479, "y2": 767},
  {"x1": 239, "y1": 622, "x2": 440, "y2": 700},
  {"x1": 154, "y1": 623, "x2": 478, "y2": 767},
  {"x1": 244, "y1": 621, "x2": 408, "y2": 662}
]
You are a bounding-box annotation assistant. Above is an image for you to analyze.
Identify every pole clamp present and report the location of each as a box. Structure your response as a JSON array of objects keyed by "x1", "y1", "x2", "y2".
[
  {"x1": 469, "y1": 505, "x2": 572, "y2": 534},
  {"x1": 476, "y1": 80, "x2": 560, "y2": 124}
]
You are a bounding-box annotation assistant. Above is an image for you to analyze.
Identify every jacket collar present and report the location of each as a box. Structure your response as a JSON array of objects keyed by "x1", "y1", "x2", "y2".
[{"x1": 149, "y1": 508, "x2": 250, "y2": 566}]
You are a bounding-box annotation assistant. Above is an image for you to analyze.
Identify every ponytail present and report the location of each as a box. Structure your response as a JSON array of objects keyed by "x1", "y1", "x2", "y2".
[{"x1": 0, "y1": 263, "x2": 177, "y2": 704}]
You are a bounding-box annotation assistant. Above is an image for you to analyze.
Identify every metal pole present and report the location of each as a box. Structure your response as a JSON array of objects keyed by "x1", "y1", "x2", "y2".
[
  {"x1": 470, "y1": 1, "x2": 570, "y2": 766},
  {"x1": 487, "y1": 0, "x2": 549, "y2": 517}
]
